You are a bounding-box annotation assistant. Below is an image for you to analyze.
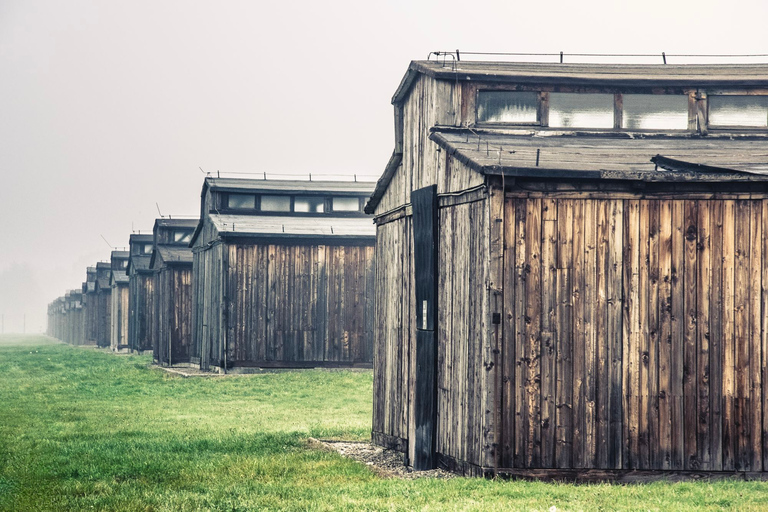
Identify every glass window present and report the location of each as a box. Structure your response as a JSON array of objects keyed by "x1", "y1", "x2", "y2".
[
  {"x1": 549, "y1": 93, "x2": 614, "y2": 128},
  {"x1": 477, "y1": 91, "x2": 538, "y2": 123},
  {"x1": 227, "y1": 193, "x2": 256, "y2": 209},
  {"x1": 260, "y1": 195, "x2": 291, "y2": 212},
  {"x1": 174, "y1": 230, "x2": 192, "y2": 244},
  {"x1": 121, "y1": 260, "x2": 128, "y2": 269},
  {"x1": 709, "y1": 95, "x2": 768, "y2": 127},
  {"x1": 142, "y1": 244, "x2": 153, "y2": 254},
  {"x1": 622, "y1": 94, "x2": 689, "y2": 130},
  {"x1": 294, "y1": 196, "x2": 325, "y2": 213},
  {"x1": 332, "y1": 197, "x2": 360, "y2": 212}
]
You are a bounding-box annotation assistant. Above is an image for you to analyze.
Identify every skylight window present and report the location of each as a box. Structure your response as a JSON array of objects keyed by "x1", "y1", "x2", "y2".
[
  {"x1": 260, "y1": 195, "x2": 291, "y2": 212},
  {"x1": 332, "y1": 197, "x2": 360, "y2": 212},
  {"x1": 294, "y1": 196, "x2": 325, "y2": 213},
  {"x1": 622, "y1": 94, "x2": 688, "y2": 130},
  {"x1": 174, "y1": 230, "x2": 192, "y2": 244},
  {"x1": 477, "y1": 91, "x2": 538, "y2": 123},
  {"x1": 709, "y1": 95, "x2": 768, "y2": 127},
  {"x1": 549, "y1": 93, "x2": 614, "y2": 129},
  {"x1": 227, "y1": 193, "x2": 256, "y2": 209}
]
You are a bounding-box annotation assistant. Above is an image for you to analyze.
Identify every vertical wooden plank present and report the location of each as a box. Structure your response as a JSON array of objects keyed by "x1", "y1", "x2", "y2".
[
  {"x1": 555, "y1": 200, "x2": 573, "y2": 469},
  {"x1": 583, "y1": 199, "x2": 597, "y2": 468},
  {"x1": 525, "y1": 198, "x2": 542, "y2": 468},
  {"x1": 748, "y1": 200, "x2": 762, "y2": 472},
  {"x1": 513, "y1": 198, "x2": 528, "y2": 468},
  {"x1": 541, "y1": 198, "x2": 557, "y2": 468},
  {"x1": 437, "y1": 205, "x2": 451, "y2": 459},
  {"x1": 486, "y1": 182, "x2": 504, "y2": 470},
  {"x1": 722, "y1": 200, "x2": 735, "y2": 471},
  {"x1": 734, "y1": 200, "x2": 750, "y2": 470},
  {"x1": 571, "y1": 199, "x2": 585, "y2": 468},
  {"x1": 635, "y1": 200, "x2": 650, "y2": 470},
  {"x1": 624, "y1": 200, "x2": 641, "y2": 469},
  {"x1": 671, "y1": 200, "x2": 685, "y2": 470},
  {"x1": 595, "y1": 200, "x2": 610, "y2": 468},
  {"x1": 683, "y1": 200, "x2": 699, "y2": 470},
  {"x1": 658, "y1": 200, "x2": 673, "y2": 470},
  {"x1": 608, "y1": 199, "x2": 624, "y2": 470},
  {"x1": 502, "y1": 196, "x2": 516, "y2": 468},
  {"x1": 710, "y1": 200, "x2": 724, "y2": 470},
  {"x1": 696, "y1": 200, "x2": 712, "y2": 470}
]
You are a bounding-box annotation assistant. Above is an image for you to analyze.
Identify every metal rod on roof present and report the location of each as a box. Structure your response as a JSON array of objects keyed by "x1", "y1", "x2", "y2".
[
  {"x1": 662, "y1": 52, "x2": 667, "y2": 64},
  {"x1": 156, "y1": 203, "x2": 163, "y2": 217},
  {"x1": 217, "y1": 170, "x2": 220, "y2": 178},
  {"x1": 264, "y1": 172, "x2": 267, "y2": 180},
  {"x1": 100, "y1": 235, "x2": 114, "y2": 249},
  {"x1": 199, "y1": 166, "x2": 205, "y2": 174},
  {"x1": 456, "y1": 49, "x2": 460, "y2": 61},
  {"x1": 560, "y1": 51, "x2": 564, "y2": 63},
  {"x1": 309, "y1": 173, "x2": 312, "y2": 181},
  {"x1": 536, "y1": 149, "x2": 541, "y2": 167},
  {"x1": 354, "y1": 174, "x2": 357, "y2": 182}
]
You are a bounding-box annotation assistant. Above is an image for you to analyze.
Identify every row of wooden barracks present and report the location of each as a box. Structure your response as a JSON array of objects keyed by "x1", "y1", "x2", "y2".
[
  {"x1": 48, "y1": 57, "x2": 768, "y2": 480},
  {"x1": 47, "y1": 178, "x2": 377, "y2": 369}
]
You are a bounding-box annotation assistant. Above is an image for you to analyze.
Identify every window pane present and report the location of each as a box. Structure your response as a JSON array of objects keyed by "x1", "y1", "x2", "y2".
[
  {"x1": 709, "y1": 95, "x2": 768, "y2": 127},
  {"x1": 622, "y1": 94, "x2": 688, "y2": 130},
  {"x1": 227, "y1": 193, "x2": 256, "y2": 209},
  {"x1": 332, "y1": 197, "x2": 360, "y2": 212},
  {"x1": 142, "y1": 244, "x2": 153, "y2": 254},
  {"x1": 260, "y1": 195, "x2": 291, "y2": 212},
  {"x1": 174, "y1": 230, "x2": 192, "y2": 243},
  {"x1": 549, "y1": 93, "x2": 614, "y2": 128},
  {"x1": 477, "y1": 91, "x2": 538, "y2": 123},
  {"x1": 294, "y1": 196, "x2": 325, "y2": 213}
]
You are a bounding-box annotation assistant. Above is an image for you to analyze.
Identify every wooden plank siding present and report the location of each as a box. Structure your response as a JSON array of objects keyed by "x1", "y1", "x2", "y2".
[
  {"x1": 96, "y1": 289, "x2": 111, "y2": 348},
  {"x1": 499, "y1": 196, "x2": 765, "y2": 471},
  {"x1": 83, "y1": 292, "x2": 99, "y2": 345},
  {"x1": 195, "y1": 241, "x2": 375, "y2": 370},
  {"x1": 154, "y1": 266, "x2": 193, "y2": 365},
  {"x1": 110, "y1": 283, "x2": 129, "y2": 350},
  {"x1": 128, "y1": 273, "x2": 154, "y2": 352},
  {"x1": 371, "y1": 217, "x2": 414, "y2": 454}
]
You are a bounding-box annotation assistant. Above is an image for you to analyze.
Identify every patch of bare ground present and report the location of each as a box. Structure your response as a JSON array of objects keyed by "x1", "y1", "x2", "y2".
[
  {"x1": 155, "y1": 365, "x2": 222, "y2": 377},
  {"x1": 308, "y1": 438, "x2": 456, "y2": 479}
]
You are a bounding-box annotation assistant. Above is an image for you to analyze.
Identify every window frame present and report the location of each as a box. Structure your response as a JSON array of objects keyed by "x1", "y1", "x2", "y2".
[
  {"x1": 474, "y1": 87, "x2": 703, "y2": 133},
  {"x1": 706, "y1": 92, "x2": 768, "y2": 130},
  {"x1": 173, "y1": 230, "x2": 193, "y2": 244}
]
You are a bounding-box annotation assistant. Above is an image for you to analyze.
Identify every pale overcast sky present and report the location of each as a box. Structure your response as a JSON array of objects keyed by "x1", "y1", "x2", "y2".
[{"x1": 1, "y1": 0, "x2": 767, "y2": 332}]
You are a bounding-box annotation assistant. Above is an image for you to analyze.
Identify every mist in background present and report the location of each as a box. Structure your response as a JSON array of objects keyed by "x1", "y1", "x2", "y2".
[{"x1": 1, "y1": 0, "x2": 766, "y2": 333}]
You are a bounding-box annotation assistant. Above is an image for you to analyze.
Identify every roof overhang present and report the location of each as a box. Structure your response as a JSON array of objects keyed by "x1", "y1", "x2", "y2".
[{"x1": 428, "y1": 128, "x2": 768, "y2": 183}]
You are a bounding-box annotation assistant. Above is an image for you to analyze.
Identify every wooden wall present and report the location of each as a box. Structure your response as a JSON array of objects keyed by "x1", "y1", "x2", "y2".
[
  {"x1": 376, "y1": 75, "x2": 465, "y2": 216},
  {"x1": 372, "y1": 217, "x2": 415, "y2": 455},
  {"x1": 500, "y1": 195, "x2": 768, "y2": 472},
  {"x1": 193, "y1": 242, "x2": 224, "y2": 369},
  {"x1": 96, "y1": 289, "x2": 111, "y2": 348},
  {"x1": 84, "y1": 292, "x2": 98, "y2": 344},
  {"x1": 197, "y1": 241, "x2": 375, "y2": 369},
  {"x1": 155, "y1": 266, "x2": 193, "y2": 365},
  {"x1": 128, "y1": 273, "x2": 154, "y2": 352},
  {"x1": 110, "y1": 283, "x2": 129, "y2": 350}
]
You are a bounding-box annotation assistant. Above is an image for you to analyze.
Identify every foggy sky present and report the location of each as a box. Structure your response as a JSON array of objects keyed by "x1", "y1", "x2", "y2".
[{"x1": 1, "y1": 0, "x2": 767, "y2": 333}]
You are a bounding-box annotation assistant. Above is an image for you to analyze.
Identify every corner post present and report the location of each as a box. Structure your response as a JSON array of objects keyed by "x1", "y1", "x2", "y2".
[{"x1": 412, "y1": 185, "x2": 439, "y2": 470}]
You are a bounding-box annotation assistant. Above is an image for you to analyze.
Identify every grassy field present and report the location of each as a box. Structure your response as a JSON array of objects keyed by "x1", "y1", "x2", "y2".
[{"x1": 2, "y1": 335, "x2": 768, "y2": 511}]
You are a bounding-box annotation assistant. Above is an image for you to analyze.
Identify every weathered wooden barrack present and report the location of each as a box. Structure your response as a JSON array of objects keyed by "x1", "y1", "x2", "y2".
[{"x1": 369, "y1": 58, "x2": 768, "y2": 478}]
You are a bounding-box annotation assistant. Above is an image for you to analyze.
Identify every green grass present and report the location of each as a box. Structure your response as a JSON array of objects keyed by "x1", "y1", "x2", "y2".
[{"x1": 2, "y1": 335, "x2": 768, "y2": 511}]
